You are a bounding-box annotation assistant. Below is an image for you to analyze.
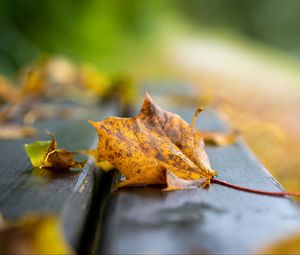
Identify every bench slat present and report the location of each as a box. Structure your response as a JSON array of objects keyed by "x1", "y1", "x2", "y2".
[
  {"x1": 0, "y1": 106, "x2": 116, "y2": 252},
  {"x1": 96, "y1": 96, "x2": 300, "y2": 254}
]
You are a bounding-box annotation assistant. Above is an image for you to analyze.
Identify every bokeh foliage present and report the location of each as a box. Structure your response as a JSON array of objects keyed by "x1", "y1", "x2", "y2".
[
  {"x1": 0, "y1": 0, "x2": 176, "y2": 75},
  {"x1": 1, "y1": 0, "x2": 300, "y2": 75}
]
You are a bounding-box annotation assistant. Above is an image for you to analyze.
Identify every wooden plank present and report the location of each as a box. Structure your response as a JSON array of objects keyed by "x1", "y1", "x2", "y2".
[
  {"x1": 0, "y1": 105, "x2": 116, "y2": 252},
  {"x1": 95, "y1": 93, "x2": 300, "y2": 254}
]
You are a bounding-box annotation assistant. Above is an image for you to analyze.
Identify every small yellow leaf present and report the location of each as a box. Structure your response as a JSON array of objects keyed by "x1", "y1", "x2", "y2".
[
  {"x1": 0, "y1": 125, "x2": 37, "y2": 140},
  {"x1": 96, "y1": 160, "x2": 115, "y2": 172},
  {"x1": 80, "y1": 149, "x2": 115, "y2": 171},
  {"x1": 21, "y1": 69, "x2": 45, "y2": 98},
  {"x1": 259, "y1": 232, "x2": 300, "y2": 254},
  {"x1": 0, "y1": 214, "x2": 74, "y2": 255},
  {"x1": 80, "y1": 65, "x2": 110, "y2": 96},
  {"x1": 202, "y1": 131, "x2": 238, "y2": 146},
  {"x1": 0, "y1": 76, "x2": 20, "y2": 103}
]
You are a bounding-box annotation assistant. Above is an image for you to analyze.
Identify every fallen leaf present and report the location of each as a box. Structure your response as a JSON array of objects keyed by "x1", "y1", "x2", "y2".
[
  {"x1": 0, "y1": 76, "x2": 20, "y2": 103},
  {"x1": 258, "y1": 232, "x2": 300, "y2": 254},
  {"x1": 90, "y1": 93, "x2": 217, "y2": 190},
  {"x1": 0, "y1": 70, "x2": 45, "y2": 124},
  {"x1": 80, "y1": 149, "x2": 115, "y2": 171},
  {"x1": 90, "y1": 94, "x2": 300, "y2": 197},
  {"x1": 23, "y1": 105, "x2": 73, "y2": 125},
  {"x1": 103, "y1": 74, "x2": 136, "y2": 115},
  {"x1": 202, "y1": 130, "x2": 238, "y2": 146},
  {"x1": 21, "y1": 69, "x2": 45, "y2": 98},
  {"x1": 24, "y1": 132, "x2": 86, "y2": 170},
  {"x1": 46, "y1": 57, "x2": 77, "y2": 86},
  {"x1": 80, "y1": 65, "x2": 110, "y2": 96},
  {"x1": 0, "y1": 103, "x2": 20, "y2": 124},
  {"x1": 0, "y1": 125, "x2": 37, "y2": 139},
  {"x1": 190, "y1": 107, "x2": 238, "y2": 146},
  {"x1": 0, "y1": 214, "x2": 74, "y2": 255}
]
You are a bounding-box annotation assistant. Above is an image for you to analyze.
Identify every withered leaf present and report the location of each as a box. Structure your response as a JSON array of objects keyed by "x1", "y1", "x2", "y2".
[
  {"x1": 0, "y1": 214, "x2": 74, "y2": 255},
  {"x1": 25, "y1": 132, "x2": 86, "y2": 170},
  {"x1": 258, "y1": 232, "x2": 300, "y2": 254},
  {"x1": 21, "y1": 69, "x2": 46, "y2": 98},
  {"x1": 90, "y1": 94, "x2": 300, "y2": 197},
  {"x1": 80, "y1": 65, "x2": 110, "y2": 96},
  {"x1": 202, "y1": 130, "x2": 238, "y2": 146},
  {"x1": 191, "y1": 107, "x2": 238, "y2": 146},
  {"x1": 90, "y1": 93, "x2": 217, "y2": 191},
  {"x1": 0, "y1": 125, "x2": 37, "y2": 139},
  {"x1": 0, "y1": 76, "x2": 20, "y2": 103},
  {"x1": 80, "y1": 149, "x2": 115, "y2": 171}
]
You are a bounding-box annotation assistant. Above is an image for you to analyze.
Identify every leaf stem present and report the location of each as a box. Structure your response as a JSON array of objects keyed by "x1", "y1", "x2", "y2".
[
  {"x1": 191, "y1": 107, "x2": 204, "y2": 128},
  {"x1": 211, "y1": 178, "x2": 300, "y2": 197}
]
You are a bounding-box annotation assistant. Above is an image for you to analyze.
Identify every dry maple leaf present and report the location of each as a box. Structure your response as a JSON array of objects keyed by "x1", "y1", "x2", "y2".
[
  {"x1": 90, "y1": 94, "x2": 300, "y2": 196},
  {"x1": 90, "y1": 94, "x2": 218, "y2": 190}
]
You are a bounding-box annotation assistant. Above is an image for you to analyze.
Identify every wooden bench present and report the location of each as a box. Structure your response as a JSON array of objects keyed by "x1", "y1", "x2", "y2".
[
  {"x1": 0, "y1": 105, "x2": 116, "y2": 254},
  {"x1": 1, "y1": 85, "x2": 300, "y2": 254}
]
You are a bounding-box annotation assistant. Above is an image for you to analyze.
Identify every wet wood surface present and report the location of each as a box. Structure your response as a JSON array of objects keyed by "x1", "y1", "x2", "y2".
[
  {"x1": 0, "y1": 105, "x2": 116, "y2": 253},
  {"x1": 96, "y1": 89, "x2": 300, "y2": 254},
  {"x1": 1, "y1": 86, "x2": 300, "y2": 254}
]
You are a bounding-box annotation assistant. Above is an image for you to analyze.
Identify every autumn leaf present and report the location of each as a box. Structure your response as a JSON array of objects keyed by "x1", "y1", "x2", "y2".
[
  {"x1": 90, "y1": 93, "x2": 300, "y2": 197},
  {"x1": 0, "y1": 125, "x2": 37, "y2": 139},
  {"x1": 80, "y1": 65, "x2": 110, "y2": 97},
  {"x1": 21, "y1": 69, "x2": 46, "y2": 98},
  {"x1": 202, "y1": 130, "x2": 239, "y2": 146},
  {"x1": 80, "y1": 149, "x2": 115, "y2": 171},
  {"x1": 258, "y1": 232, "x2": 300, "y2": 254},
  {"x1": 0, "y1": 76, "x2": 20, "y2": 104},
  {"x1": 24, "y1": 132, "x2": 86, "y2": 170},
  {"x1": 90, "y1": 93, "x2": 217, "y2": 190},
  {"x1": 0, "y1": 69, "x2": 46, "y2": 125},
  {"x1": 190, "y1": 107, "x2": 238, "y2": 146},
  {"x1": 0, "y1": 214, "x2": 74, "y2": 255}
]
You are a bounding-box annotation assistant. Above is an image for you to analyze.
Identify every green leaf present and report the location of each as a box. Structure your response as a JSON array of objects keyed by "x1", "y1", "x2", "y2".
[
  {"x1": 24, "y1": 133, "x2": 85, "y2": 170},
  {"x1": 24, "y1": 140, "x2": 52, "y2": 167}
]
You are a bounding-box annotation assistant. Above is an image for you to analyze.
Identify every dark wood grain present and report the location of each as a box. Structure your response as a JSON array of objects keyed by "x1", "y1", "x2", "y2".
[
  {"x1": 96, "y1": 93, "x2": 300, "y2": 254},
  {"x1": 0, "y1": 105, "x2": 116, "y2": 252}
]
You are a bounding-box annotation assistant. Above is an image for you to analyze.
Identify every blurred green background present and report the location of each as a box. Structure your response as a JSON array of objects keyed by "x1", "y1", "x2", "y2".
[{"x1": 1, "y1": 0, "x2": 300, "y2": 76}]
